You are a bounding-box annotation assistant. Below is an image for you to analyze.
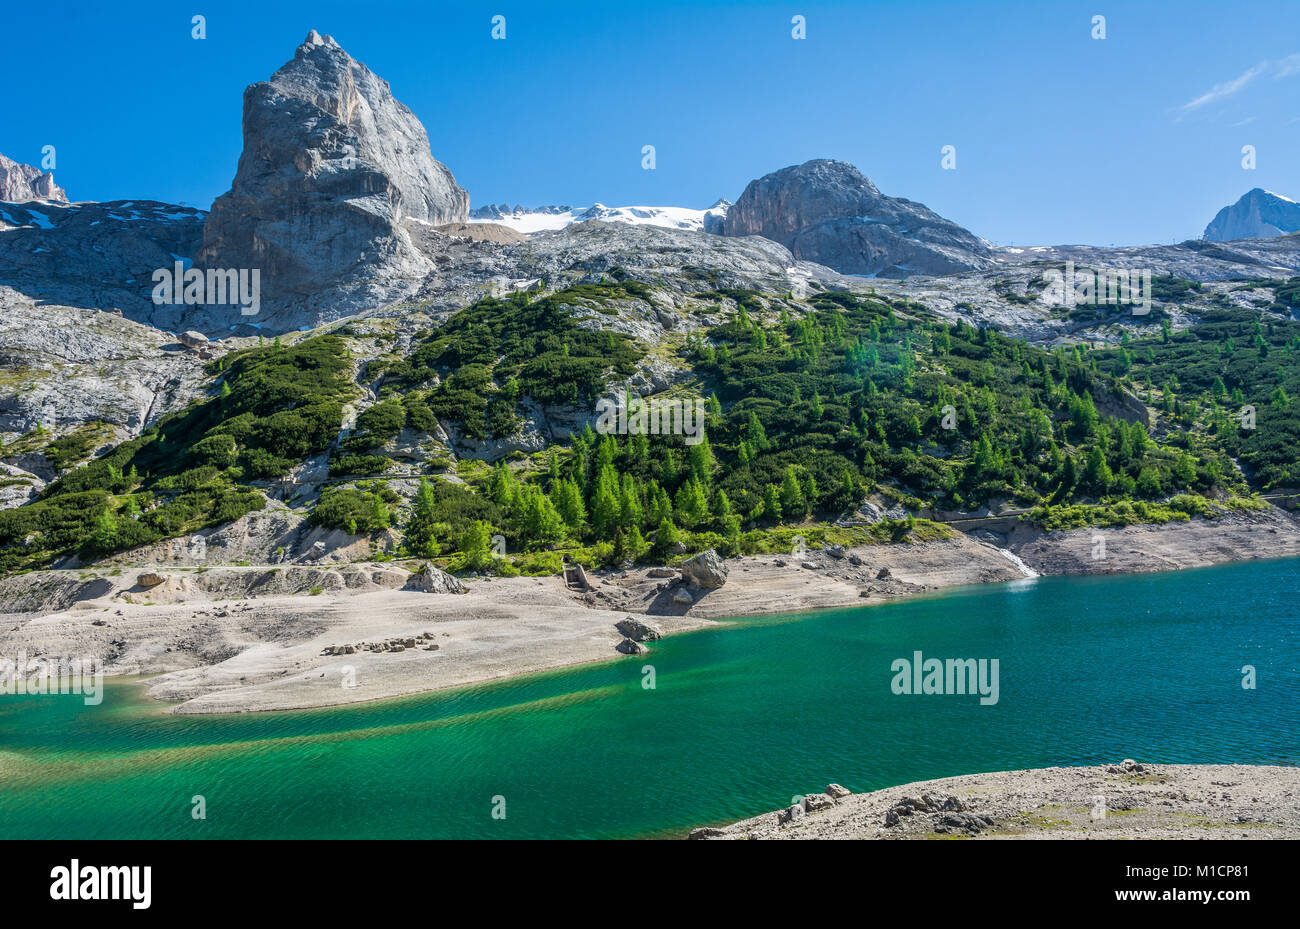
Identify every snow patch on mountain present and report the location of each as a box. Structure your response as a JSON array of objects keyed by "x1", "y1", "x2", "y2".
[{"x1": 469, "y1": 199, "x2": 731, "y2": 234}]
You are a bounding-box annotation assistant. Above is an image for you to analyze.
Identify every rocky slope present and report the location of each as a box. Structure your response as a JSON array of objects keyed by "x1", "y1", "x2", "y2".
[
  {"x1": 0, "y1": 288, "x2": 213, "y2": 454},
  {"x1": 375, "y1": 218, "x2": 852, "y2": 328},
  {"x1": 1204, "y1": 188, "x2": 1300, "y2": 242},
  {"x1": 720, "y1": 159, "x2": 994, "y2": 278},
  {"x1": 863, "y1": 238, "x2": 1300, "y2": 343},
  {"x1": 0, "y1": 199, "x2": 206, "y2": 324},
  {"x1": 190, "y1": 30, "x2": 469, "y2": 332},
  {"x1": 0, "y1": 152, "x2": 65, "y2": 202}
]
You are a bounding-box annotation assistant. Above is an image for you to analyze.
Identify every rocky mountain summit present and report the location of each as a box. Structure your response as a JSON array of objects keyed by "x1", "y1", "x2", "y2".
[
  {"x1": 1203, "y1": 188, "x2": 1300, "y2": 242},
  {"x1": 720, "y1": 159, "x2": 994, "y2": 278},
  {"x1": 0, "y1": 152, "x2": 66, "y2": 202},
  {"x1": 193, "y1": 30, "x2": 469, "y2": 331}
]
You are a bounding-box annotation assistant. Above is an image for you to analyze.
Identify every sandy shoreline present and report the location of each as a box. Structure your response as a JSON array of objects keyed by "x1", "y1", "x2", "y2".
[
  {"x1": 691, "y1": 763, "x2": 1300, "y2": 839},
  {"x1": 1, "y1": 505, "x2": 1298, "y2": 714}
]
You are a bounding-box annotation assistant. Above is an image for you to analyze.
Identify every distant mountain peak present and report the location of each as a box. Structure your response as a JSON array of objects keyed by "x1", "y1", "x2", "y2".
[
  {"x1": 1203, "y1": 188, "x2": 1300, "y2": 242},
  {"x1": 0, "y1": 152, "x2": 67, "y2": 203},
  {"x1": 720, "y1": 158, "x2": 990, "y2": 277}
]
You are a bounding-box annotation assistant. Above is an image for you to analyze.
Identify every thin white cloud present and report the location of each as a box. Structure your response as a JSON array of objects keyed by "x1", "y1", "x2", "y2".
[
  {"x1": 1275, "y1": 52, "x2": 1300, "y2": 79},
  {"x1": 1181, "y1": 60, "x2": 1272, "y2": 111}
]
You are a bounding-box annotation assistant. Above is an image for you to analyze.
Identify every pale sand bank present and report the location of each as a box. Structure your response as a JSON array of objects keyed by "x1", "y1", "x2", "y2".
[
  {"x1": 693, "y1": 764, "x2": 1300, "y2": 839},
  {"x1": 1, "y1": 506, "x2": 1297, "y2": 714}
]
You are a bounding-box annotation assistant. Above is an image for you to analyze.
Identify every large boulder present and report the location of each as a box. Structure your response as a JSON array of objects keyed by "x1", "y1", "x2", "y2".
[
  {"x1": 615, "y1": 638, "x2": 647, "y2": 656},
  {"x1": 679, "y1": 549, "x2": 728, "y2": 589},
  {"x1": 178, "y1": 330, "x2": 209, "y2": 350},
  {"x1": 615, "y1": 616, "x2": 664, "y2": 642},
  {"x1": 405, "y1": 564, "x2": 467, "y2": 595},
  {"x1": 190, "y1": 31, "x2": 469, "y2": 332},
  {"x1": 720, "y1": 159, "x2": 993, "y2": 278},
  {"x1": 802, "y1": 793, "x2": 836, "y2": 813}
]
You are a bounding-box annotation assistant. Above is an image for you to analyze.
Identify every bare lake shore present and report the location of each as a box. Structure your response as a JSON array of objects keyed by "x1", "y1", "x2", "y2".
[
  {"x1": 689, "y1": 763, "x2": 1300, "y2": 839},
  {"x1": 1, "y1": 505, "x2": 1298, "y2": 714}
]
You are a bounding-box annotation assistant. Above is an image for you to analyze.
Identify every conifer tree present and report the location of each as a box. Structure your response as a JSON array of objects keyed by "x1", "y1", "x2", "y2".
[
  {"x1": 780, "y1": 466, "x2": 806, "y2": 517},
  {"x1": 655, "y1": 516, "x2": 681, "y2": 556},
  {"x1": 552, "y1": 478, "x2": 587, "y2": 531},
  {"x1": 458, "y1": 520, "x2": 493, "y2": 571},
  {"x1": 763, "y1": 483, "x2": 782, "y2": 521},
  {"x1": 744, "y1": 412, "x2": 769, "y2": 451},
  {"x1": 91, "y1": 508, "x2": 119, "y2": 552},
  {"x1": 591, "y1": 464, "x2": 621, "y2": 535},
  {"x1": 687, "y1": 434, "x2": 714, "y2": 485},
  {"x1": 406, "y1": 478, "x2": 440, "y2": 557},
  {"x1": 619, "y1": 473, "x2": 644, "y2": 529}
]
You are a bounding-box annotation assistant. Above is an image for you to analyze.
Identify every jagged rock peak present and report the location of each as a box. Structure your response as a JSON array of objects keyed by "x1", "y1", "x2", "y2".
[
  {"x1": 1203, "y1": 188, "x2": 1300, "y2": 242},
  {"x1": 302, "y1": 29, "x2": 338, "y2": 48},
  {"x1": 721, "y1": 158, "x2": 991, "y2": 278},
  {"x1": 258, "y1": 29, "x2": 468, "y2": 225},
  {"x1": 0, "y1": 152, "x2": 67, "y2": 203},
  {"x1": 192, "y1": 30, "x2": 468, "y2": 329}
]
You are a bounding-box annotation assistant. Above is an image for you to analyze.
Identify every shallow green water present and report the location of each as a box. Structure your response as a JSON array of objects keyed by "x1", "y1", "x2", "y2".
[{"x1": 1, "y1": 558, "x2": 1297, "y2": 838}]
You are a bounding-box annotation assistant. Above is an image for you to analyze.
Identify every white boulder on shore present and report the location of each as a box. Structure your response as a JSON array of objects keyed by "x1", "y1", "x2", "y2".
[
  {"x1": 679, "y1": 549, "x2": 728, "y2": 588},
  {"x1": 405, "y1": 563, "x2": 467, "y2": 594}
]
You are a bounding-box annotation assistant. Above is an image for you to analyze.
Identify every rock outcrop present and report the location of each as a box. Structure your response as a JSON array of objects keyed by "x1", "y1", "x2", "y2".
[
  {"x1": 0, "y1": 152, "x2": 66, "y2": 202},
  {"x1": 1203, "y1": 188, "x2": 1300, "y2": 242},
  {"x1": 720, "y1": 159, "x2": 993, "y2": 278},
  {"x1": 193, "y1": 30, "x2": 469, "y2": 331}
]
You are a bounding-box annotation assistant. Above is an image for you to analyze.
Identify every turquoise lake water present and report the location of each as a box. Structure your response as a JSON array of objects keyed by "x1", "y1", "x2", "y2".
[{"x1": 1, "y1": 558, "x2": 1296, "y2": 838}]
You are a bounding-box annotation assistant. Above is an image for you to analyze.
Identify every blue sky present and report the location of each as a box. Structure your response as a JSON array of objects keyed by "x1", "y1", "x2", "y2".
[{"x1": 3, "y1": 0, "x2": 1298, "y2": 245}]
